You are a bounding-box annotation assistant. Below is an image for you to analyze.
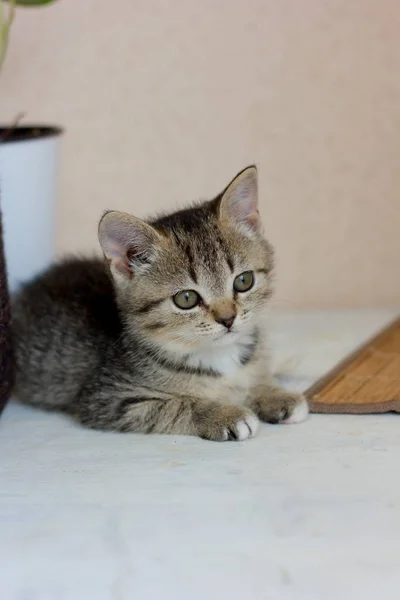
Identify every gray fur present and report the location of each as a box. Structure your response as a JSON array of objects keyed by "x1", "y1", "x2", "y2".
[{"x1": 12, "y1": 166, "x2": 308, "y2": 440}]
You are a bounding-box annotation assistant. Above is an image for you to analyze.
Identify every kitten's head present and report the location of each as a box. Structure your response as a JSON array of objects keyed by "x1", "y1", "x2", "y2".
[{"x1": 98, "y1": 166, "x2": 274, "y2": 355}]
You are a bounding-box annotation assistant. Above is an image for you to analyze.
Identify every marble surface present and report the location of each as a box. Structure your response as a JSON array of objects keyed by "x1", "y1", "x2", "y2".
[{"x1": 1, "y1": 309, "x2": 399, "y2": 600}]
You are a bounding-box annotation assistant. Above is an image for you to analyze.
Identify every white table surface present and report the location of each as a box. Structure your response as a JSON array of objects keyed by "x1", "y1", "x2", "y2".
[{"x1": 1, "y1": 309, "x2": 399, "y2": 600}]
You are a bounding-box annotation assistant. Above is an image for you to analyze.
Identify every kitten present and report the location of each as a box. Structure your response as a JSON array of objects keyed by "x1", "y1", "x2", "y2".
[{"x1": 12, "y1": 166, "x2": 308, "y2": 441}]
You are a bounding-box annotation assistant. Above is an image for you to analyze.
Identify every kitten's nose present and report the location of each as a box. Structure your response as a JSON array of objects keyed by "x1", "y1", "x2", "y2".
[
  {"x1": 212, "y1": 301, "x2": 237, "y2": 330},
  {"x1": 216, "y1": 314, "x2": 236, "y2": 330}
]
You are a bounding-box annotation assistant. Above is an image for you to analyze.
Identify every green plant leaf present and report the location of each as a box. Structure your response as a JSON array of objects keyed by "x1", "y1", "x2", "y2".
[{"x1": 9, "y1": 0, "x2": 58, "y2": 6}]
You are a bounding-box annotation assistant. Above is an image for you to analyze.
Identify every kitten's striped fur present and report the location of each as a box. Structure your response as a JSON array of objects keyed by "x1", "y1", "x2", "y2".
[{"x1": 12, "y1": 167, "x2": 308, "y2": 441}]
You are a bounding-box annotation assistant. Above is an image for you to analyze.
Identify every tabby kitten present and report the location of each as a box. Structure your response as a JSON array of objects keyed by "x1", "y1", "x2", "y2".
[{"x1": 12, "y1": 166, "x2": 308, "y2": 441}]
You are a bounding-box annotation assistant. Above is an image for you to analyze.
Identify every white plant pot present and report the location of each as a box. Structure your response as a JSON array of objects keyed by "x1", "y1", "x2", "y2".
[{"x1": 0, "y1": 126, "x2": 62, "y2": 293}]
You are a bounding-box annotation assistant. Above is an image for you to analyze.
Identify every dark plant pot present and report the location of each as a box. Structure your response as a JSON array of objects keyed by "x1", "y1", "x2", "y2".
[
  {"x1": 0, "y1": 125, "x2": 62, "y2": 144},
  {"x1": 0, "y1": 205, "x2": 14, "y2": 414}
]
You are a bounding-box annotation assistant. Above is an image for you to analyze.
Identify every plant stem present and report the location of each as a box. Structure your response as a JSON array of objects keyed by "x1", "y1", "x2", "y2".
[{"x1": 0, "y1": 0, "x2": 16, "y2": 73}]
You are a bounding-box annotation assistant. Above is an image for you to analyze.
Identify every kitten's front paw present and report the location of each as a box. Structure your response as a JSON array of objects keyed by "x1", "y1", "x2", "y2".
[
  {"x1": 250, "y1": 390, "x2": 309, "y2": 425},
  {"x1": 282, "y1": 394, "x2": 309, "y2": 424},
  {"x1": 197, "y1": 404, "x2": 259, "y2": 442}
]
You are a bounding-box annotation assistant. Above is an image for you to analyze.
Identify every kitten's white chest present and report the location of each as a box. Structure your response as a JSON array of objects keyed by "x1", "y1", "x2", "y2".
[
  {"x1": 186, "y1": 340, "x2": 258, "y2": 405},
  {"x1": 210, "y1": 346, "x2": 243, "y2": 377},
  {"x1": 187, "y1": 341, "x2": 244, "y2": 376}
]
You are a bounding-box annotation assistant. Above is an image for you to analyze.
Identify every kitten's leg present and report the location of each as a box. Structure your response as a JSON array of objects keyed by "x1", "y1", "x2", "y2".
[
  {"x1": 246, "y1": 383, "x2": 309, "y2": 425},
  {"x1": 75, "y1": 394, "x2": 259, "y2": 441}
]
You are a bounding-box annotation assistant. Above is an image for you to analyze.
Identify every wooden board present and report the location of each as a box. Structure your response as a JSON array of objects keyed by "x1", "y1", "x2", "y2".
[{"x1": 306, "y1": 316, "x2": 400, "y2": 414}]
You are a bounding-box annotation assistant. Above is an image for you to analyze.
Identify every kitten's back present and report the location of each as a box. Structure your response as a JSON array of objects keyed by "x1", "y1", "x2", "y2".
[{"x1": 12, "y1": 257, "x2": 122, "y2": 408}]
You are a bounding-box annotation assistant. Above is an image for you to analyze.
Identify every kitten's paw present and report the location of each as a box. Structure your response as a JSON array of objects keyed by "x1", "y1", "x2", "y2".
[
  {"x1": 250, "y1": 390, "x2": 309, "y2": 425},
  {"x1": 282, "y1": 395, "x2": 309, "y2": 424},
  {"x1": 197, "y1": 404, "x2": 259, "y2": 442}
]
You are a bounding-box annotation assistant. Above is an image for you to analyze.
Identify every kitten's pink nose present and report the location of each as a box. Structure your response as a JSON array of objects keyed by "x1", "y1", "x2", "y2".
[
  {"x1": 212, "y1": 301, "x2": 237, "y2": 330},
  {"x1": 216, "y1": 315, "x2": 236, "y2": 330}
]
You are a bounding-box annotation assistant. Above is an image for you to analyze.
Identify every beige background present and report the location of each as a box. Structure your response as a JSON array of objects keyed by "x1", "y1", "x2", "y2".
[{"x1": 1, "y1": 0, "x2": 399, "y2": 308}]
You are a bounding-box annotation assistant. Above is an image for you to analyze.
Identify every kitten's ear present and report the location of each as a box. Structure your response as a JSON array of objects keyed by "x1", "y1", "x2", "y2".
[
  {"x1": 218, "y1": 165, "x2": 260, "y2": 233},
  {"x1": 98, "y1": 210, "x2": 163, "y2": 278}
]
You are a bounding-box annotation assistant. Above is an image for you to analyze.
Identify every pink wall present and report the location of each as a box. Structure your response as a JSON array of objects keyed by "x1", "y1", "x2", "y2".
[{"x1": 1, "y1": 0, "x2": 399, "y2": 308}]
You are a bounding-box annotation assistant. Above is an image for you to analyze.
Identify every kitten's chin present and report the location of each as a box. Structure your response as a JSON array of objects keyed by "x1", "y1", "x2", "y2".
[
  {"x1": 153, "y1": 322, "x2": 255, "y2": 355},
  {"x1": 207, "y1": 324, "x2": 257, "y2": 350},
  {"x1": 214, "y1": 329, "x2": 239, "y2": 345}
]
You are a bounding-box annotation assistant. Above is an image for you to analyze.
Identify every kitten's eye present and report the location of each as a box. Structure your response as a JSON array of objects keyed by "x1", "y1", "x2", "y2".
[
  {"x1": 173, "y1": 290, "x2": 201, "y2": 310},
  {"x1": 233, "y1": 271, "x2": 254, "y2": 293}
]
